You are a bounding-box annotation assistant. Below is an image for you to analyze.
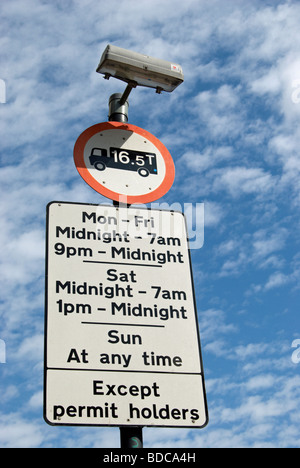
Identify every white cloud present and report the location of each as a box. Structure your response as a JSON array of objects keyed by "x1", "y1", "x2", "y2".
[
  {"x1": 0, "y1": 413, "x2": 45, "y2": 448},
  {"x1": 252, "y1": 228, "x2": 287, "y2": 259},
  {"x1": 233, "y1": 343, "x2": 270, "y2": 361},
  {"x1": 264, "y1": 272, "x2": 290, "y2": 290},
  {"x1": 218, "y1": 225, "x2": 288, "y2": 278},
  {"x1": 245, "y1": 374, "x2": 276, "y2": 391},
  {"x1": 14, "y1": 334, "x2": 44, "y2": 363},
  {"x1": 214, "y1": 167, "x2": 275, "y2": 198},
  {"x1": 194, "y1": 85, "x2": 244, "y2": 140},
  {"x1": 216, "y1": 239, "x2": 239, "y2": 256},
  {"x1": 204, "y1": 202, "x2": 225, "y2": 228},
  {"x1": 251, "y1": 67, "x2": 282, "y2": 96},
  {"x1": 28, "y1": 391, "x2": 43, "y2": 409},
  {"x1": 180, "y1": 146, "x2": 235, "y2": 173},
  {"x1": 199, "y1": 308, "x2": 239, "y2": 360}
]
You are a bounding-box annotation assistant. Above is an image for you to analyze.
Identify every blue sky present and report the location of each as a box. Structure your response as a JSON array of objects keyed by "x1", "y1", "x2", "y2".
[{"x1": 1, "y1": 0, "x2": 300, "y2": 448}]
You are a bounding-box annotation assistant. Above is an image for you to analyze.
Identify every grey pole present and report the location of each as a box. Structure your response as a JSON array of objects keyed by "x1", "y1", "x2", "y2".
[
  {"x1": 108, "y1": 92, "x2": 143, "y2": 447},
  {"x1": 120, "y1": 426, "x2": 143, "y2": 449},
  {"x1": 108, "y1": 93, "x2": 129, "y2": 123},
  {"x1": 109, "y1": 92, "x2": 131, "y2": 208}
]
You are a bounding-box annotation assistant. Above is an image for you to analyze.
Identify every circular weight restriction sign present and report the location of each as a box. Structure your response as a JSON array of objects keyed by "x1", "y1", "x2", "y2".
[{"x1": 73, "y1": 122, "x2": 175, "y2": 204}]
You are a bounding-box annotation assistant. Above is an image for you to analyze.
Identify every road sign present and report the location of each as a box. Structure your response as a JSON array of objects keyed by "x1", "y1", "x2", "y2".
[
  {"x1": 44, "y1": 202, "x2": 208, "y2": 428},
  {"x1": 73, "y1": 122, "x2": 175, "y2": 204}
]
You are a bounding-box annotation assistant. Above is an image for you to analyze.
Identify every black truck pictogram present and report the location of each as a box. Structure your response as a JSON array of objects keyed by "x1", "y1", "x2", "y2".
[{"x1": 89, "y1": 147, "x2": 158, "y2": 177}]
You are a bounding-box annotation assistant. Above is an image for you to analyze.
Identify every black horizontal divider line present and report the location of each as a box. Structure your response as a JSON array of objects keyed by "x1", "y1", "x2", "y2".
[
  {"x1": 46, "y1": 367, "x2": 203, "y2": 376},
  {"x1": 83, "y1": 260, "x2": 162, "y2": 268},
  {"x1": 81, "y1": 321, "x2": 165, "y2": 328}
]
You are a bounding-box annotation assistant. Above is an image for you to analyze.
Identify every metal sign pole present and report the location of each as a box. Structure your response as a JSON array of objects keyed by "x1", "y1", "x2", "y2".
[
  {"x1": 108, "y1": 93, "x2": 129, "y2": 123},
  {"x1": 109, "y1": 96, "x2": 144, "y2": 449},
  {"x1": 120, "y1": 426, "x2": 143, "y2": 449}
]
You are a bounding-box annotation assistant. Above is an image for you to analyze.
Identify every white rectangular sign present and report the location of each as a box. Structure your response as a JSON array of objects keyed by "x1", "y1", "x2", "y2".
[{"x1": 44, "y1": 202, "x2": 208, "y2": 428}]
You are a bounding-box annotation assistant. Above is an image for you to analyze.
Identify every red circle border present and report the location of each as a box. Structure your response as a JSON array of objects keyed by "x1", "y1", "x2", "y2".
[{"x1": 73, "y1": 122, "x2": 175, "y2": 204}]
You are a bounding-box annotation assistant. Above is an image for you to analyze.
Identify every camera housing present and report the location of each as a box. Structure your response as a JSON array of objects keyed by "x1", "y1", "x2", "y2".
[{"x1": 96, "y1": 44, "x2": 184, "y2": 93}]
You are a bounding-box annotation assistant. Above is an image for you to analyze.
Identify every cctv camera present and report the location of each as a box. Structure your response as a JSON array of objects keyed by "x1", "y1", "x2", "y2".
[{"x1": 96, "y1": 44, "x2": 184, "y2": 93}]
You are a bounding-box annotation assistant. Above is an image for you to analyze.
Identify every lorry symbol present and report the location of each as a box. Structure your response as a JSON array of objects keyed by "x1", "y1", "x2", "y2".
[{"x1": 89, "y1": 147, "x2": 158, "y2": 177}]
